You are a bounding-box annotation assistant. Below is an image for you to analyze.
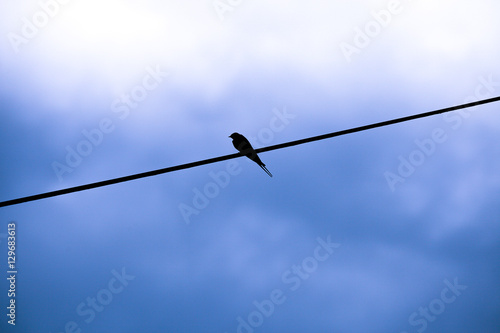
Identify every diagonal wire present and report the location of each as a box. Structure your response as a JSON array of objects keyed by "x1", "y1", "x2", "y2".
[
  {"x1": 1, "y1": 96, "x2": 499, "y2": 208},
  {"x1": 256, "y1": 96, "x2": 500, "y2": 153}
]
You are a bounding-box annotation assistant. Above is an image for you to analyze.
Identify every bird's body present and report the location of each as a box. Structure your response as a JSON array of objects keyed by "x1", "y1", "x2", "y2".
[{"x1": 229, "y1": 132, "x2": 273, "y2": 177}]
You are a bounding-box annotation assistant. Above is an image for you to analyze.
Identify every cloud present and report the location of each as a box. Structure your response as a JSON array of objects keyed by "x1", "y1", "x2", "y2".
[{"x1": 1, "y1": 1, "x2": 500, "y2": 332}]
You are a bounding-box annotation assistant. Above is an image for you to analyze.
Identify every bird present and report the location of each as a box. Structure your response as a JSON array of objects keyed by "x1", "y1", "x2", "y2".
[{"x1": 229, "y1": 132, "x2": 273, "y2": 177}]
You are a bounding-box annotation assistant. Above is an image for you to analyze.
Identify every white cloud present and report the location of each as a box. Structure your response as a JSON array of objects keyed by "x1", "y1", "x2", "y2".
[{"x1": 1, "y1": 0, "x2": 499, "y2": 120}]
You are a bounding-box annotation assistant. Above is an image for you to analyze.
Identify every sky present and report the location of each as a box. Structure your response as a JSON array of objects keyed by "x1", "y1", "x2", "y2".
[{"x1": 0, "y1": 0, "x2": 499, "y2": 332}]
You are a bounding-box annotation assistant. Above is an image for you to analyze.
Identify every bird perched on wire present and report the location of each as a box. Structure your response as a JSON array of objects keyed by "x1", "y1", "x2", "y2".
[{"x1": 229, "y1": 132, "x2": 273, "y2": 177}]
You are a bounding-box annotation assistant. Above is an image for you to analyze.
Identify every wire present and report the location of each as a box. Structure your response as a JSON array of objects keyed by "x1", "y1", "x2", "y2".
[
  {"x1": 255, "y1": 96, "x2": 500, "y2": 154},
  {"x1": 1, "y1": 96, "x2": 499, "y2": 208}
]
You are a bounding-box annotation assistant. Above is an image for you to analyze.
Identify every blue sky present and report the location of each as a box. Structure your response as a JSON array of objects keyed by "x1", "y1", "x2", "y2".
[{"x1": 1, "y1": 0, "x2": 499, "y2": 332}]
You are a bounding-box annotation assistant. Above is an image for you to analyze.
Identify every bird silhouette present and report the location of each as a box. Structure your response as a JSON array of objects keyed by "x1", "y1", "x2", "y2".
[{"x1": 229, "y1": 132, "x2": 273, "y2": 177}]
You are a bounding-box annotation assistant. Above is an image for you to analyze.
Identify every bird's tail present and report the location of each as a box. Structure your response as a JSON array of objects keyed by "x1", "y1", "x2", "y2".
[{"x1": 260, "y1": 164, "x2": 273, "y2": 177}]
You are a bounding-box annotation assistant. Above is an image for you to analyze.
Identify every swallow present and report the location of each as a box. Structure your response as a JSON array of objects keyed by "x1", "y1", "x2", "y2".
[{"x1": 229, "y1": 132, "x2": 273, "y2": 177}]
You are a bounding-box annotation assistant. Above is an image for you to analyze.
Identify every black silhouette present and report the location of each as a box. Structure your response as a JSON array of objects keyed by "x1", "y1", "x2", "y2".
[{"x1": 229, "y1": 133, "x2": 273, "y2": 177}]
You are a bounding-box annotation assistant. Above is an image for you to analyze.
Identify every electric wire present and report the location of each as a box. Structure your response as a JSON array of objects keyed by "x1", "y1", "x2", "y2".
[{"x1": 1, "y1": 96, "x2": 499, "y2": 208}]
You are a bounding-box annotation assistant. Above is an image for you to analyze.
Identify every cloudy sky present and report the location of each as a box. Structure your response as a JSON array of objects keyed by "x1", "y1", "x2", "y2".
[{"x1": 1, "y1": 0, "x2": 499, "y2": 332}]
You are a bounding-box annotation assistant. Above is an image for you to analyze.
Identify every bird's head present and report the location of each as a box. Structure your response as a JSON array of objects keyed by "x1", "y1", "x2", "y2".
[{"x1": 229, "y1": 133, "x2": 239, "y2": 139}]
